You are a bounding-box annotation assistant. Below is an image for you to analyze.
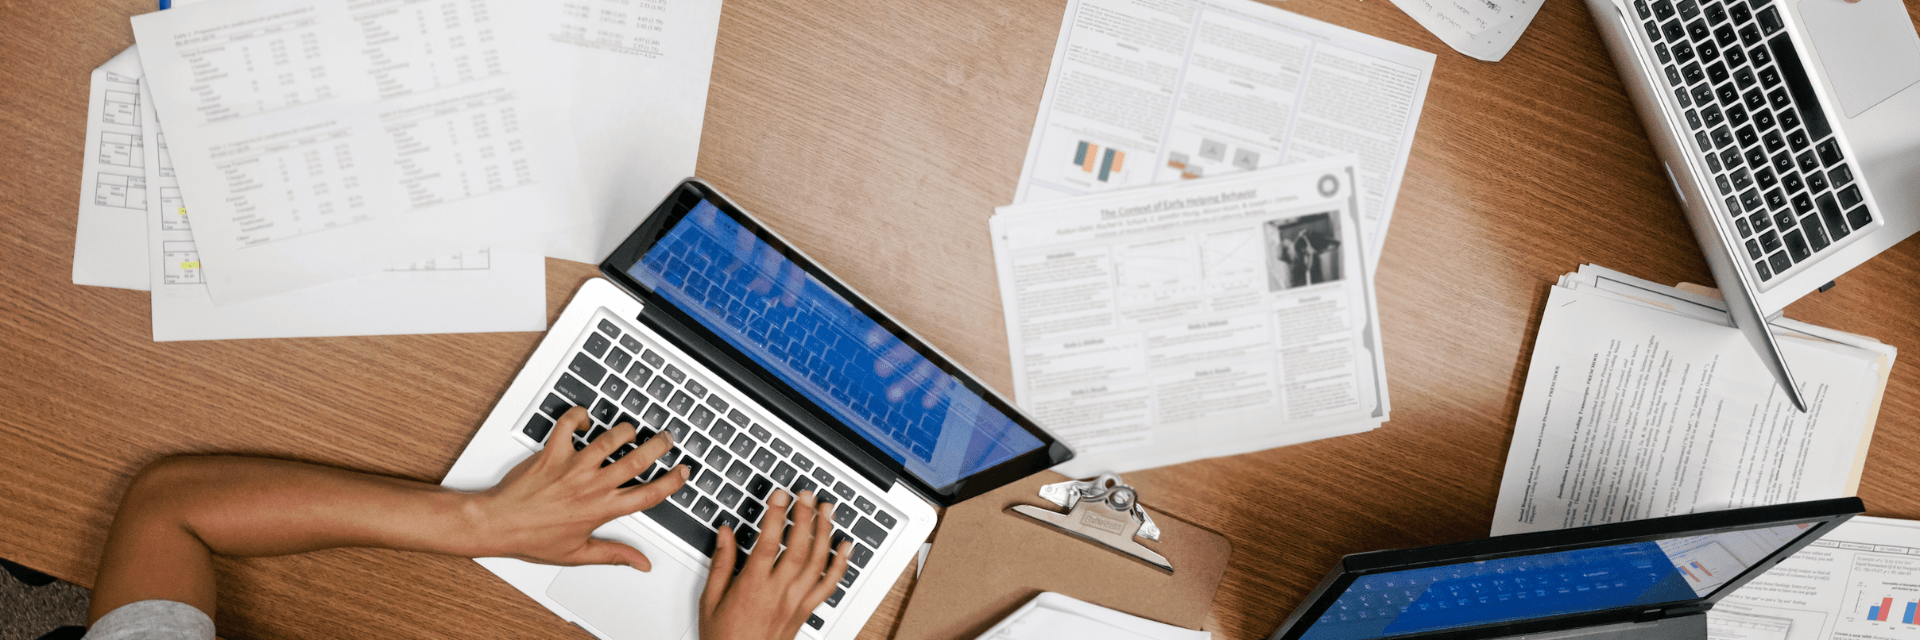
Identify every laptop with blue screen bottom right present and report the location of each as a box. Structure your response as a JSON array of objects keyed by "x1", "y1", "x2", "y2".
[{"x1": 1268, "y1": 498, "x2": 1862, "y2": 640}]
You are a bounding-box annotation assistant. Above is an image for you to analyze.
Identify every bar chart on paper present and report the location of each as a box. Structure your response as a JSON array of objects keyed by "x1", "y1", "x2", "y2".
[{"x1": 1840, "y1": 550, "x2": 1920, "y2": 637}]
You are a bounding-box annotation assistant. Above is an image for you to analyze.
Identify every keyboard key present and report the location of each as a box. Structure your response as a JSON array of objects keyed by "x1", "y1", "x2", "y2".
[
  {"x1": 1680, "y1": 60, "x2": 1703, "y2": 83},
  {"x1": 1721, "y1": 148, "x2": 1742, "y2": 169},
  {"x1": 539, "y1": 393, "x2": 572, "y2": 419},
  {"x1": 833, "y1": 500, "x2": 860, "y2": 527},
  {"x1": 1768, "y1": 251, "x2": 1792, "y2": 273},
  {"x1": 812, "y1": 468, "x2": 836, "y2": 487},
  {"x1": 591, "y1": 398, "x2": 619, "y2": 424},
  {"x1": 645, "y1": 500, "x2": 717, "y2": 555},
  {"x1": 1828, "y1": 164, "x2": 1852, "y2": 187},
  {"x1": 1756, "y1": 5, "x2": 1781, "y2": 33},
  {"x1": 523, "y1": 415, "x2": 555, "y2": 442},
  {"x1": 1791, "y1": 193, "x2": 1813, "y2": 215},
  {"x1": 840, "y1": 566, "x2": 860, "y2": 588},
  {"x1": 1745, "y1": 238, "x2": 1764, "y2": 259},
  {"x1": 728, "y1": 434, "x2": 756, "y2": 458},
  {"x1": 645, "y1": 406, "x2": 673, "y2": 431},
  {"x1": 850, "y1": 544, "x2": 874, "y2": 568},
  {"x1": 854, "y1": 496, "x2": 876, "y2": 515},
  {"x1": 1771, "y1": 152, "x2": 1794, "y2": 175},
  {"x1": 728, "y1": 409, "x2": 751, "y2": 425},
  {"x1": 1634, "y1": 0, "x2": 1651, "y2": 18},
  {"x1": 806, "y1": 614, "x2": 824, "y2": 630},
  {"x1": 709, "y1": 421, "x2": 737, "y2": 444},
  {"x1": 622, "y1": 362, "x2": 653, "y2": 388},
  {"x1": 1744, "y1": 147, "x2": 1767, "y2": 169},
  {"x1": 739, "y1": 499, "x2": 765, "y2": 523},
  {"x1": 646, "y1": 377, "x2": 674, "y2": 401},
  {"x1": 1801, "y1": 217, "x2": 1829, "y2": 252},
  {"x1": 695, "y1": 469, "x2": 724, "y2": 493},
  {"x1": 1749, "y1": 211, "x2": 1770, "y2": 232},
  {"x1": 1711, "y1": 126, "x2": 1734, "y2": 148},
  {"x1": 658, "y1": 447, "x2": 682, "y2": 468},
  {"x1": 596, "y1": 319, "x2": 622, "y2": 340},
  {"x1": 746, "y1": 475, "x2": 774, "y2": 500},
  {"x1": 640, "y1": 349, "x2": 665, "y2": 367},
  {"x1": 1806, "y1": 167, "x2": 1828, "y2": 193},
  {"x1": 1755, "y1": 167, "x2": 1776, "y2": 189},
  {"x1": 583, "y1": 332, "x2": 611, "y2": 358},
  {"x1": 600, "y1": 375, "x2": 629, "y2": 400},
  {"x1": 1664, "y1": 19, "x2": 1686, "y2": 42},
  {"x1": 1837, "y1": 185, "x2": 1862, "y2": 209},
  {"x1": 689, "y1": 406, "x2": 716, "y2": 429},
  {"x1": 1736, "y1": 213, "x2": 1753, "y2": 237},
  {"x1": 1704, "y1": 62, "x2": 1727, "y2": 84},
  {"x1": 1701, "y1": 104, "x2": 1723, "y2": 126},
  {"x1": 1692, "y1": 85, "x2": 1715, "y2": 106},
  {"x1": 1847, "y1": 205, "x2": 1871, "y2": 230},
  {"x1": 726, "y1": 461, "x2": 754, "y2": 485},
  {"x1": 685, "y1": 379, "x2": 708, "y2": 398},
  {"x1": 851, "y1": 517, "x2": 888, "y2": 548},
  {"x1": 1652, "y1": 0, "x2": 1674, "y2": 19},
  {"x1": 748, "y1": 424, "x2": 772, "y2": 441},
  {"x1": 1724, "y1": 41, "x2": 1746, "y2": 66},
  {"x1": 736, "y1": 525, "x2": 760, "y2": 549},
  {"x1": 875, "y1": 511, "x2": 898, "y2": 530},
  {"x1": 555, "y1": 373, "x2": 598, "y2": 407},
  {"x1": 705, "y1": 395, "x2": 731, "y2": 414},
  {"x1": 618, "y1": 335, "x2": 643, "y2": 354},
  {"x1": 826, "y1": 588, "x2": 845, "y2": 607},
  {"x1": 1755, "y1": 257, "x2": 1773, "y2": 280},
  {"x1": 1717, "y1": 82, "x2": 1740, "y2": 106},
  {"x1": 671, "y1": 484, "x2": 698, "y2": 506},
  {"x1": 1783, "y1": 229, "x2": 1810, "y2": 262},
  {"x1": 1735, "y1": 125, "x2": 1758, "y2": 147},
  {"x1": 604, "y1": 348, "x2": 634, "y2": 374},
  {"x1": 770, "y1": 438, "x2": 793, "y2": 456},
  {"x1": 1752, "y1": 106, "x2": 1774, "y2": 130},
  {"x1": 1731, "y1": 168, "x2": 1753, "y2": 189},
  {"x1": 705, "y1": 447, "x2": 732, "y2": 468},
  {"x1": 1697, "y1": 39, "x2": 1720, "y2": 63},
  {"x1": 833, "y1": 482, "x2": 856, "y2": 501},
  {"x1": 791, "y1": 476, "x2": 819, "y2": 495},
  {"x1": 792, "y1": 455, "x2": 816, "y2": 474},
  {"x1": 1761, "y1": 131, "x2": 1784, "y2": 153},
  {"x1": 718, "y1": 485, "x2": 744, "y2": 510},
  {"x1": 770, "y1": 462, "x2": 798, "y2": 486},
  {"x1": 620, "y1": 390, "x2": 649, "y2": 415},
  {"x1": 686, "y1": 432, "x2": 713, "y2": 456},
  {"x1": 664, "y1": 364, "x2": 686, "y2": 383},
  {"x1": 1782, "y1": 171, "x2": 1804, "y2": 195},
  {"x1": 1759, "y1": 229, "x2": 1781, "y2": 252},
  {"x1": 668, "y1": 391, "x2": 695, "y2": 415},
  {"x1": 750, "y1": 448, "x2": 778, "y2": 472}
]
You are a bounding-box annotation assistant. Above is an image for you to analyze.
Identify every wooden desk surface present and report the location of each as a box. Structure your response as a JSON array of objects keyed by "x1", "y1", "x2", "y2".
[{"x1": 3, "y1": 0, "x2": 1917, "y2": 638}]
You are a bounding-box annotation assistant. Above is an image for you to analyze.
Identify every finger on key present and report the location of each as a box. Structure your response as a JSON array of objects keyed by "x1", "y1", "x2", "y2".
[
  {"x1": 803, "y1": 540, "x2": 853, "y2": 612},
  {"x1": 579, "y1": 422, "x2": 635, "y2": 472},
  {"x1": 618, "y1": 464, "x2": 689, "y2": 514},
  {"x1": 804, "y1": 501, "x2": 837, "y2": 579},
  {"x1": 608, "y1": 426, "x2": 672, "y2": 482},
  {"x1": 745, "y1": 490, "x2": 791, "y2": 574},
  {"x1": 777, "y1": 490, "x2": 818, "y2": 577},
  {"x1": 544, "y1": 406, "x2": 592, "y2": 461}
]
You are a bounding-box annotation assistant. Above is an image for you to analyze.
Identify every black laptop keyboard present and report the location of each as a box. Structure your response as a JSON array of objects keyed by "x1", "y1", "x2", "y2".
[
  {"x1": 518, "y1": 314, "x2": 900, "y2": 631},
  {"x1": 1633, "y1": 0, "x2": 1872, "y2": 281}
]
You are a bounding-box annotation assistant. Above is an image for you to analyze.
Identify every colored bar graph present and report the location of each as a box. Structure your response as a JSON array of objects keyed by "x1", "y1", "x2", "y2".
[
  {"x1": 1680, "y1": 566, "x2": 1697, "y2": 581},
  {"x1": 1872, "y1": 606, "x2": 1882, "y2": 621},
  {"x1": 1904, "y1": 602, "x2": 1915, "y2": 624},
  {"x1": 1112, "y1": 150, "x2": 1126, "y2": 173},
  {"x1": 1082, "y1": 144, "x2": 1101, "y2": 173},
  {"x1": 1073, "y1": 141, "x2": 1089, "y2": 167},
  {"x1": 1691, "y1": 561, "x2": 1713, "y2": 577},
  {"x1": 1098, "y1": 149, "x2": 1115, "y2": 182},
  {"x1": 1883, "y1": 598, "x2": 1895, "y2": 621}
]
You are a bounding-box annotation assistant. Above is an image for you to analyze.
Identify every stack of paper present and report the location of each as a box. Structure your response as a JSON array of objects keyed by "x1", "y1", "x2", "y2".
[
  {"x1": 1388, "y1": 0, "x2": 1546, "y2": 62},
  {"x1": 993, "y1": 157, "x2": 1390, "y2": 476},
  {"x1": 70, "y1": 0, "x2": 723, "y2": 341},
  {"x1": 975, "y1": 592, "x2": 1211, "y2": 640},
  {"x1": 1491, "y1": 265, "x2": 1893, "y2": 536},
  {"x1": 997, "y1": 0, "x2": 1431, "y2": 474}
]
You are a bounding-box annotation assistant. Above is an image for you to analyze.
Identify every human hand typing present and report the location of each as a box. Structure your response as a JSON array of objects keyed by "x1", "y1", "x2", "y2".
[
  {"x1": 466, "y1": 406, "x2": 690, "y2": 571},
  {"x1": 698, "y1": 489, "x2": 853, "y2": 640}
]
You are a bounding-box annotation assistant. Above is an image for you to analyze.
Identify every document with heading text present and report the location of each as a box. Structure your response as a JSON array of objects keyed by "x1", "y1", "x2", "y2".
[
  {"x1": 1491, "y1": 267, "x2": 1891, "y2": 537},
  {"x1": 1710, "y1": 516, "x2": 1920, "y2": 640},
  {"x1": 1012, "y1": 0, "x2": 1434, "y2": 267},
  {"x1": 132, "y1": 0, "x2": 586, "y2": 305},
  {"x1": 994, "y1": 156, "x2": 1388, "y2": 476}
]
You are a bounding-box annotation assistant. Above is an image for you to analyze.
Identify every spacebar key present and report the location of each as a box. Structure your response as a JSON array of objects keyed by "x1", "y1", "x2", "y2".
[{"x1": 641, "y1": 501, "x2": 717, "y2": 557}]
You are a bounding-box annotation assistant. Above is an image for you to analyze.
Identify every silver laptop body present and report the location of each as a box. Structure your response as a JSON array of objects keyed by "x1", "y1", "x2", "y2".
[{"x1": 1584, "y1": 0, "x2": 1920, "y2": 409}]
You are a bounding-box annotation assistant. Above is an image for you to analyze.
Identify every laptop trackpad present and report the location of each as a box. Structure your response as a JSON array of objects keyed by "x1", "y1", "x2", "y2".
[
  {"x1": 546, "y1": 521, "x2": 702, "y2": 640},
  {"x1": 1796, "y1": 0, "x2": 1920, "y2": 118}
]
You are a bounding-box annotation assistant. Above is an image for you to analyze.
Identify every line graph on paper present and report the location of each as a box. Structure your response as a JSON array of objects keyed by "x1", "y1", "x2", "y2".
[
  {"x1": 1200, "y1": 229, "x2": 1261, "y2": 293},
  {"x1": 1115, "y1": 237, "x2": 1199, "y2": 301}
]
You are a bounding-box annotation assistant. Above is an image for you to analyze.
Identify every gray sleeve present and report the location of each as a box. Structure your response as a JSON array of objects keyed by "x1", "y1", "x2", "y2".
[{"x1": 82, "y1": 600, "x2": 216, "y2": 640}]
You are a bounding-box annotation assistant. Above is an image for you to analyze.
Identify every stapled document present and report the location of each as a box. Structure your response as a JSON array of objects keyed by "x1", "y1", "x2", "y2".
[
  {"x1": 132, "y1": 0, "x2": 587, "y2": 304},
  {"x1": 1012, "y1": 0, "x2": 1435, "y2": 266},
  {"x1": 1491, "y1": 266, "x2": 1892, "y2": 536},
  {"x1": 975, "y1": 592, "x2": 1212, "y2": 640},
  {"x1": 993, "y1": 157, "x2": 1388, "y2": 476},
  {"x1": 73, "y1": 46, "x2": 151, "y2": 291},
  {"x1": 1388, "y1": 0, "x2": 1545, "y2": 62}
]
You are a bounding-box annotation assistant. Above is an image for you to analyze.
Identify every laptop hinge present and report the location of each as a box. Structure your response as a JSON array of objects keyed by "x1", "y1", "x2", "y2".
[{"x1": 1650, "y1": 603, "x2": 1710, "y2": 620}]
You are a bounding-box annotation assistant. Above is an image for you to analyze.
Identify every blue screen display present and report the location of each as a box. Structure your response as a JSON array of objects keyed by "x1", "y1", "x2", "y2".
[
  {"x1": 1297, "y1": 523, "x2": 1814, "y2": 640},
  {"x1": 626, "y1": 200, "x2": 1046, "y2": 489}
]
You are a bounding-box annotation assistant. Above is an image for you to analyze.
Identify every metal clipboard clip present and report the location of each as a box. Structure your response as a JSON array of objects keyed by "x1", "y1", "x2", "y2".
[{"x1": 1008, "y1": 473, "x2": 1172, "y2": 573}]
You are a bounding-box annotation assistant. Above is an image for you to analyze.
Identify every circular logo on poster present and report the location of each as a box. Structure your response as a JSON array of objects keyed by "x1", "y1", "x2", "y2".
[{"x1": 1318, "y1": 174, "x2": 1340, "y2": 197}]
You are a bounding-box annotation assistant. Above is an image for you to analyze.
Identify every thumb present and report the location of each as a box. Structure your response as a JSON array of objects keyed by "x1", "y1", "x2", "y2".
[{"x1": 576, "y1": 538, "x2": 653, "y2": 573}]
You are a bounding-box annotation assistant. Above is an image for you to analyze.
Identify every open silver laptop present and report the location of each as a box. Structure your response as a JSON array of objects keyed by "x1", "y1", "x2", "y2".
[
  {"x1": 1584, "y1": 0, "x2": 1920, "y2": 410},
  {"x1": 442, "y1": 179, "x2": 1073, "y2": 640},
  {"x1": 1267, "y1": 498, "x2": 1862, "y2": 640}
]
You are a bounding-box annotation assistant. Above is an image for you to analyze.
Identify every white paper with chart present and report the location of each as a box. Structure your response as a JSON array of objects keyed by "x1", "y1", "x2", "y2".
[
  {"x1": 73, "y1": 46, "x2": 151, "y2": 291},
  {"x1": 1011, "y1": 0, "x2": 1434, "y2": 267},
  {"x1": 993, "y1": 157, "x2": 1388, "y2": 476},
  {"x1": 132, "y1": 0, "x2": 587, "y2": 304},
  {"x1": 1711, "y1": 516, "x2": 1920, "y2": 640},
  {"x1": 140, "y1": 84, "x2": 547, "y2": 342},
  {"x1": 1490, "y1": 267, "x2": 1891, "y2": 537}
]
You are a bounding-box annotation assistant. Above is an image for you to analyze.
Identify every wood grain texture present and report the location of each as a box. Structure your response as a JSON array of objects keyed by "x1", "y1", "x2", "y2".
[{"x1": 2, "y1": 0, "x2": 1917, "y2": 638}]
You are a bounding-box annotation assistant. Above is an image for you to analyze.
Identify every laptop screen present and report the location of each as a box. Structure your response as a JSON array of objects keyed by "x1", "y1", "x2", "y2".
[
  {"x1": 624, "y1": 199, "x2": 1047, "y2": 489},
  {"x1": 1296, "y1": 521, "x2": 1819, "y2": 640}
]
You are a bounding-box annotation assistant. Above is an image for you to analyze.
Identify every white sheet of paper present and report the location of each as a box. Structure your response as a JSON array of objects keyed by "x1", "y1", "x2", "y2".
[
  {"x1": 975, "y1": 592, "x2": 1211, "y2": 640},
  {"x1": 1490, "y1": 281, "x2": 1889, "y2": 536},
  {"x1": 994, "y1": 157, "x2": 1388, "y2": 476},
  {"x1": 532, "y1": 0, "x2": 723, "y2": 263},
  {"x1": 140, "y1": 84, "x2": 546, "y2": 342},
  {"x1": 1388, "y1": 0, "x2": 1545, "y2": 62},
  {"x1": 1011, "y1": 0, "x2": 1434, "y2": 268},
  {"x1": 72, "y1": 46, "x2": 151, "y2": 291},
  {"x1": 1712, "y1": 517, "x2": 1920, "y2": 640},
  {"x1": 132, "y1": 0, "x2": 587, "y2": 304}
]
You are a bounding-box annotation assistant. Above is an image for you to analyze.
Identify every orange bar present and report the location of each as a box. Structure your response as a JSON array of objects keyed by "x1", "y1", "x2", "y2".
[
  {"x1": 1082, "y1": 144, "x2": 1100, "y2": 173},
  {"x1": 1112, "y1": 150, "x2": 1126, "y2": 173}
]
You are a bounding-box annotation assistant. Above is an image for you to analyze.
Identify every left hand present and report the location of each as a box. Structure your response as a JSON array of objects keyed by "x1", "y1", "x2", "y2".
[{"x1": 467, "y1": 406, "x2": 689, "y2": 571}]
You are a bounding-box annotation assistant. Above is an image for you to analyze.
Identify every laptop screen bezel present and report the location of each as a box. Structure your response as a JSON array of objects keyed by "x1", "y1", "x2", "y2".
[
  {"x1": 1268, "y1": 498, "x2": 1863, "y2": 640},
  {"x1": 598, "y1": 178, "x2": 1073, "y2": 507}
]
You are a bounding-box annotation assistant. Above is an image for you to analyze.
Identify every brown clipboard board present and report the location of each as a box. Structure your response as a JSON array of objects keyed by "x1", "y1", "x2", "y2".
[{"x1": 893, "y1": 471, "x2": 1231, "y2": 640}]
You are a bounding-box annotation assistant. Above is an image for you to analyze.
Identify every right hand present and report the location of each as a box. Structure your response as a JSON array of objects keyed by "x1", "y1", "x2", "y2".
[{"x1": 698, "y1": 489, "x2": 853, "y2": 640}]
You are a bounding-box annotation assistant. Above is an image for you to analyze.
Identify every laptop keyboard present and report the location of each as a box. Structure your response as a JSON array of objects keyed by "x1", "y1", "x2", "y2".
[
  {"x1": 1632, "y1": 0, "x2": 1873, "y2": 282},
  {"x1": 517, "y1": 313, "x2": 901, "y2": 632},
  {"x1": 1327, "y1": 557, "x2": 1665, "y2": 623}
]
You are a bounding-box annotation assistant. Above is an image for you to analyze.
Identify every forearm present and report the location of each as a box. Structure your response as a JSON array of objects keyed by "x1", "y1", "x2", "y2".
[{"x1": 89, "y1": 456, "x2": 487, "y2": 622}]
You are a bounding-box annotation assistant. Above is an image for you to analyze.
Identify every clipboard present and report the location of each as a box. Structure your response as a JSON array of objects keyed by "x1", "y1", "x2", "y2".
[{"x1": 893, "y1": 471, "x2": 1231, "y2": 640}]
